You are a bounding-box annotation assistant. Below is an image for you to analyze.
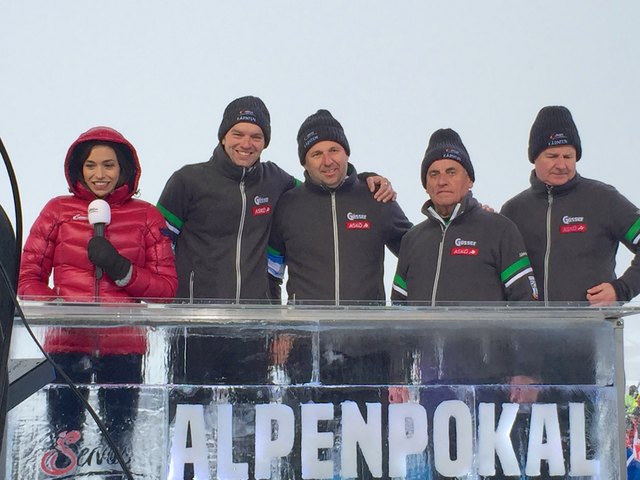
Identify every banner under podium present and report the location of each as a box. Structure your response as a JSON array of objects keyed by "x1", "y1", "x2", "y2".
[{"x1": 5, "y1": 303, "x2": 636, "y2": 479}]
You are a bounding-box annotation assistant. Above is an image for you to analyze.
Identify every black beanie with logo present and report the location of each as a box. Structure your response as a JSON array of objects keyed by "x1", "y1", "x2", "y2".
[
  {"x1": 420, "y1": 128, "x2": 475, "y2": 188},
  {"x1": 297, "y1": 109, "x2": 351, "y2": 164},
  {"x1": 528, "y1": 106, "x2": 581, "y2": 163},
  {"x1": 218, "y1": 96, "x2": 271, "y2": 147}
]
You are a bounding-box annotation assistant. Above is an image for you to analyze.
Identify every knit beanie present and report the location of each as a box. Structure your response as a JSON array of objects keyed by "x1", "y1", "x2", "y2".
[
  {"x1": 528, "y1": 106, "x2": 581, "y2": 163},
  {"x1": 297, "y1": 109, "x2": 350, "y2": 164},
  {"x1": 218, "y1": 96, "x2": 271, "y2": 147},
  {"x1": 420, "y1": 128, "x2": 475, "y2": 188}
]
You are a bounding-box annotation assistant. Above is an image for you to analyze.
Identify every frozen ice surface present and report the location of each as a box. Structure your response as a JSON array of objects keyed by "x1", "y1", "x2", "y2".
[{"x1": 5, "y1": 304, "x2": 630, "y2": 478}]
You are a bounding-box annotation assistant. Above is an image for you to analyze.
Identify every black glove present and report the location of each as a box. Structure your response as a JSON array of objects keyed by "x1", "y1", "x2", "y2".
[{"x1": 87, "y1": 236, "x2": 131, "y2": 282}]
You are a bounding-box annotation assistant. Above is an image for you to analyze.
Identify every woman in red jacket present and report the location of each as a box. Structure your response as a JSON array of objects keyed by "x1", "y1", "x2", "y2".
[{"x1": 19, "y1": 126, "x2": 177, "y2": 470}]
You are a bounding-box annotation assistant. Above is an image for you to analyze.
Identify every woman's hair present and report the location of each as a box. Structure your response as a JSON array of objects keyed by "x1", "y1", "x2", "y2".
[{"x1": 69, "y1": 140, "x2": 136, "y2": 193}]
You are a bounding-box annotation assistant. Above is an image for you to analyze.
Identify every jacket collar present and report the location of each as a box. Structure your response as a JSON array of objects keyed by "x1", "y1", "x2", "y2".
[
  {"x1": 210, "y1": 143, "x2": 261, "y2": 182},
  {"x1": 529, "y1": 169, "x2": 581, "y2": 198},
  {"x1": 73, "y1": 181, "x2": 132, "y2": 206},
  {"x1": 422, "y1": 191, "x2": 477, "y2": 226},
  {"x1": 303, "y1": 163, "x2": 358, "y2": 194}
]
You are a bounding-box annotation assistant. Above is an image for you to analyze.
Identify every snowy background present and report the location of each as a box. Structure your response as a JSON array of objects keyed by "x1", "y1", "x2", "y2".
[{"x1": 1, "y1": 1, "x2": 639, "y2": 380}]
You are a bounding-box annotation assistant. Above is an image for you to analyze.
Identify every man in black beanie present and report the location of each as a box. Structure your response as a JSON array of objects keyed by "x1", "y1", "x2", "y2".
[
  {"x1": 268, "y1": 110, "x2": 412, "y2": 478},
  {"x1": 501, "y1": 105, "x2": 640, "y2": 305},
  {"x1": 156, "y1": 98, "x2": 395, "y2": 386},
  {"x1": 268, "y1": 109, "x2": 412, "y2": 304},
  {"x1": 391, "y1": 128, "x2": 537, "y2": 304},
  {"x1": 158, "y1": 95, "x2": 293, "y2": 303},
  {"x1": 389, "y1": 130, "x2": 538, "y2": 477},
  {"x1": 158, "y1": 98, "x2": 394, "y2": 303}
]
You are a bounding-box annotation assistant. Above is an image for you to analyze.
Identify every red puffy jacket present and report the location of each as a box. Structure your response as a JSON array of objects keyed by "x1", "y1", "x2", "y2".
[{"x1": 19, "y1": 126, "x2": 177, "y2": 355}]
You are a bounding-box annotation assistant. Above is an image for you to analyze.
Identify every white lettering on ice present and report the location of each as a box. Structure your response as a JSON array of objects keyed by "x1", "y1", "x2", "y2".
[{"x1": 167, "y1": 400, "x2": 595, "y2": 478}]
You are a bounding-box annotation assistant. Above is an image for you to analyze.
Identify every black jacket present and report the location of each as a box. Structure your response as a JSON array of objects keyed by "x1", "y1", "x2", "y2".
[
  {"x1": 268, "y1": 164, "x2": 412, "y2": 304},
  {"x1": 158, "y1": 144, "x2": 296, "y2": 301},
  {"x1": 501, "y1": 172, "x2": 640, "y2": 303},
  {"x1": 392, "y1": 192, "x2": 538, "y2": 304}
]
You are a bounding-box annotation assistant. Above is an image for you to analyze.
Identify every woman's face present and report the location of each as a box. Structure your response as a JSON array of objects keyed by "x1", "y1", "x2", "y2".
[{"x1": 82, "y1": 145, "x2": 121, "y2": 198}]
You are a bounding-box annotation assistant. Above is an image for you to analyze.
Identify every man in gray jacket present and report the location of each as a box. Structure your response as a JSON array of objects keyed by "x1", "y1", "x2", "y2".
[
  {"x1": 392, "y1": 128, "x2": 538, "y2": 304},
  {"x1": 267, "y1": 110, "x2": 412, "y2": 479},
  {"x1": 501, "y1": 105, "x2": 640, "y2": 305},
  {"x1": 268, "y1": 109, "x2": 412, "y2": 304}
]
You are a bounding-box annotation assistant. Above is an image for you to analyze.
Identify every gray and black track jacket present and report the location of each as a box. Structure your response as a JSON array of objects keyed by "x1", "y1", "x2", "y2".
[
  {"x1": 157, "y1": 144, "x2": 296, "y2": 302},
  {"x1": 501, "y1": 172, "x2": 640, "y2": 303},
  {"x1": 268, "y1": 164, "x2": 412, "y2": 304},
  {"x1": 392, "y1": 192, "x2": 538, "y2": 304}
]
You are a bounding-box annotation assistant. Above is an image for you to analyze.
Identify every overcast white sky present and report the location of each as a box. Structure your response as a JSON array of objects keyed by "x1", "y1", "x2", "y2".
[{"x1": 1, "y1": 1, "x2": 640, "y2": 375}]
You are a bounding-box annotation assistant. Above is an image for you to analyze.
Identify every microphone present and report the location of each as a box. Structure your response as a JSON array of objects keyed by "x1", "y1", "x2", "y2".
[{"x1": 87, "y1": 199, "x2": 111, "y2": 279}]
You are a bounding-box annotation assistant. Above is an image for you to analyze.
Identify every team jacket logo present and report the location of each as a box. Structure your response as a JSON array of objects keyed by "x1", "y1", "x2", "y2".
[
  {"x1": 345, "y1": 212, "x2": 370, "y2": 230},
  {"x1": 451, "y1": 238, "x2": 478, "y2": 255},
  {"x1": 252, "y1": 195, "x2": 272, "y2": 216},
  {"x1": 451, "y1": 246, "x2": 479, "y2": 256},
  {"x1": 560, "y1": 215, "x2": 587, "y2": 234},
  {"x1": 72, "y1": 214, "x2": 88, "y2": 221}
]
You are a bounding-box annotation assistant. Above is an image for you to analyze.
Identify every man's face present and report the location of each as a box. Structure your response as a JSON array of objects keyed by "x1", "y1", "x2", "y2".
[
  {"x1": 221, "y1": 122, "x2": 266, "y2": 168},
  {"x1": 304, "y1": 140, "x2": 349, "y2": 189},
  {"x1": 533, "y1": 145, "x2": 577, "y2": 186},
  {"x1": 425, "y1": 159, "x2": 473, "y2": 217}
]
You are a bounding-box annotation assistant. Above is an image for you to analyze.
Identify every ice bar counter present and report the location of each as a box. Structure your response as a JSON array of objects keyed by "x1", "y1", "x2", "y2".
[{"x1": 5, "y1": 302, "x2": 637, "y2": 479}]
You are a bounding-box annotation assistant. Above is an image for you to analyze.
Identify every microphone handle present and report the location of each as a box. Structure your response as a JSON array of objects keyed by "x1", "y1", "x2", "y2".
[{"x1": 93, "y1": 223, "x2": 104, "y2": 279}]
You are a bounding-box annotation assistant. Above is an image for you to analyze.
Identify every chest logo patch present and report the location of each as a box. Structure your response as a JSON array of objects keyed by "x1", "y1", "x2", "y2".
[
  {"x1": 252, "y1": 196, "x2": 272, "y2": 216},
  {"x1": 346, "y1": 221, "x2": 371, "y2": 230},
  {"x1": 346, "y1": 212, "x2": 370, "y2": 230},
  {"x1": 252, "y1": 205, "x2": 272, "y2": 216},
  {"x1": 560, "y1": 215, "x2": 587, "y2": 234},
  {"x1": 451, "y1": 246, "x2": 479, "y2": 256},
  {"x1": 560, "y1": 224, "x2": 587, "y2": 234}
]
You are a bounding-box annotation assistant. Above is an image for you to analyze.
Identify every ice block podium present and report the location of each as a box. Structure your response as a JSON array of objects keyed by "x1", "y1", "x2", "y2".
[{"x1": 5, "y1": 302, "x2": 638, "y2": 479}]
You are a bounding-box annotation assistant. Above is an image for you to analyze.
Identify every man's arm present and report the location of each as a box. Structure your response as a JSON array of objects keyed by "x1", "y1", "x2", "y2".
[
  {"x1": 156, "y1": 171, "x2": 189, "y2": 246},
  {"x1": 391, "y1": 237, "x2": 410, "y2": 303},
  {"x1": 267, "y1": 206, "x2": 287, "y2": 303},
  {"x1": 593, "y1": 189, "x2": 640, "y2": 304},
  {"x1": 500, "y1": 220, "x2": 538, "y2": 302},
  {"x1": 267, "y1": 247, "x2": 285, "y2": 303},
  {"x1": 384, "y1": 202, "x2": 413, "y2": 257}
]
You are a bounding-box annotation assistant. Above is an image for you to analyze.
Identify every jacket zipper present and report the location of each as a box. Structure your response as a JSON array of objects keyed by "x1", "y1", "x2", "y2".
[
  {"x1": 431, "y1": 223, "x2": 449, "y2": 306},
  {"x1": 331, "y1": 192, "x2": 340, "y2": 305},
  {"x1": 235, "y1": 173, "x2": 247, "y2": 303},
  {"x1": 429, "y1": 204, "x2": 461, "y2": 306},
  {"x1": 544, "y1": 187, "x2": 553, "y2": 306}
]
